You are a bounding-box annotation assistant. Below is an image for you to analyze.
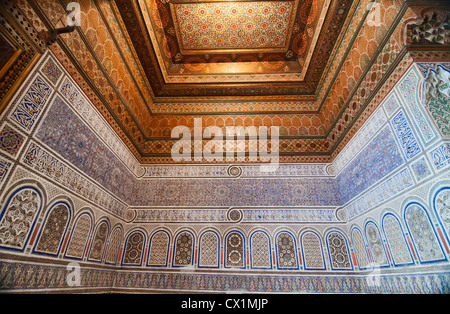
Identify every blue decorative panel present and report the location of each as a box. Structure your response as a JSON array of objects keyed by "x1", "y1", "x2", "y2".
[
  {"x1": 383, "y1": 92, "x2": 400, "y2": 117},
  {"x1": 410, "y1": 157, "x2": 432, "y2": 182},
  {"x1": 9, "y1": 75, "x2": 53, "y2": 132},
  {"x1": 429, "y1": 143, "x2": 450, "y2": 171},
  {"x1": 390, "y1": 110, "x2": 422, "y2": 160},
  {"x1": 396, "y1": 67, "x2": 436, "y2": 144},
  {"x1": 35, "y1": 96, "x2": 135, "y2": 204},
  {"x1": 0, "y1": 157, "x2": 12, "y2": 185},
  {"x1": 336, "y1": 127, "x2": 405, "y2": 204}
]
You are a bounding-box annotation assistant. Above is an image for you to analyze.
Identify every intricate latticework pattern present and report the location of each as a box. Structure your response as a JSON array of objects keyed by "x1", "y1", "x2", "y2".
[
  {"x1": 65, "y1": 213, "x2": 92, "y2": 259},
  {"x1": 424, "y1": 66, "x2": 450, "y2": 137},
  {"x1": 148, "y1": 231, "x2": 170, "y2": 266},
  {"x1": 123, "y1": 231, "x2": 145, "y2": 265},
  {"x1": 276, "y1": 232, "x2": 297, "y2": 269},
  {"x1": 250, "y1": 232, "x2": 271, "y2": 269},
  {"x1": 0, "y1": 188, "x2": 41, "y2": 250},
  {"x1": 198, "y1": 231, "x2": 219, "y2": 268},
  {"x1": 351, "y1": 228, "x2": 370, "y2": 270},
  {"x1": 173, "y1": 231, "x2": 194, "y2": 266},
  {"x1": 88, "y1": 221, "x2": 108, "y2": 261},
  {"x1": 434, "y1": 188, "x2": 450, "y2": 242},
  {"x1": 365, "y1": 222, "x2": 389, "y2": 267},
  {"x1": 301, "y1": 232, "x2": 325, "y2": 270},
  {"x1": 34, "y1": 203, "x2": 70, "y2": 255},
  {"x1": 225, "y1": 232, "x2": 245, "y2": 268},
  {"x1": 382, "y1": 214, "x2": 413, "y2": 266},
  {"x1": 105, "y1": 228, "x2": 122, "y2": 264},
  {"x1": 327, "y1": 232, "x2": 351, "y2": 270},
  {"x1": 405, "y1": 204, "x2": 446, "y2": 263},
  {"x1": 9, "y1": 75, "x2": 53, "y2": 132}
]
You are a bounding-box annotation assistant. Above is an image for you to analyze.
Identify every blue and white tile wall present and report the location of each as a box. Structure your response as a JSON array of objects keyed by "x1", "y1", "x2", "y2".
[{"x1": 0, "y1": 51, "x2": 448, "y2": 293}]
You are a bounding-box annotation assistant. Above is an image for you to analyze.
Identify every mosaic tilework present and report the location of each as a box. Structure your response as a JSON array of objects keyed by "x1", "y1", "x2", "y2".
[
  {"x1": 423, "y1": 66, "x2": 450, "y2": 138},
  {"x1": 351, "y1": 228, "x2": 371, "y2": 270},
  {"x1": 65, "y1": 213, "x2": 92, "y2": 260},
  {"x1": 0, "y1": 157, "x2": 12, "y2": 185},
  {"x1": 40, "y1": 56, "x2": 63, "y2": 86},
  {"x1": 133, "y1": 177, "x2": 339, "y2": 207},
  {"x1": 34, "y1": 203, "x2": 70, "y2": 256},
  {"x1": 0, "y1": 123, "x2": 25, "y2": 157},
  {"x1": 301, "y1": 232, "x2": 325, "y2": 270},
  {"x1": 390, "y1": 110, "x2": 422, "y2": 160},
  {"x1": 383, "y1": 92, "x2": 401, "y2": 118},
  {"x1": 429, "y1": 143, "x2": 450, "y2": 172},
  {"x1": 22, "y1": 142, "x2": 128, "y2": 218},
  {"x1": 88, "y1": 221, "x2": 108, "y2": 262},
  {"x1": 337, "y1": 126, "x2": 405, "y2": 204},
  {"x1": 9, "y1": 75, "x2": 53, "y2": 132},
  {"x1": 1, "y1": 259, "x2": 450, "y2": 293},
  {"x1": 326, "y1": 232, "x2": 352, "y2": 270},
  {"x1": 35, "y1": 96, "x2": 135, "y2": 204},
  {"x1": 333, "y1": 106, "x2": 388, "y2": 175},
  {"x1": 382, "y1": 214, "x2": 414, "y2": 267},
  {"x1": 105, "y1": 228, "x2": 122, "y2": 265},
  {"x1": 225, "y1": 231, "x2": 245, "y2": 268},
  {"x1": 122, "y1": 231, "x2": 145, "y2": 265},
  {"x1": 58, "y1": 77, "x2": 140, "y2": 176},
  {"x1": 434, "y1": 188, "x2": 450, "y2": 246},
  {"x1": 173, "y1": 231, "x2": 194, "y2": 267},
  {"x1": 276, "y1": 232, "x2": 298, "y2": 269},
  {"x1": 346, "y1": 167, "x2": 414, "y2": 219},
  {"x1": 405, "y1": 203, "x2": 446, "y2": 263},
  {"x1": 410, "y1": 157, "x2": 432, "y2": 182},
  {"x1": 0, "y1": 187, "x2": 42, "y2": 250},
  {"x1": 250, "y1": 231, "x2": 271, "y2": 269},
  {"x1": 199, "y1": 231, "x2": 219, "y2": 268},
  {"x1": 365, "y1": 222, "x2": 389, "y2": 267},
  {"x1": 396, "y1": 67, "x2": 436, "y2": 145}
]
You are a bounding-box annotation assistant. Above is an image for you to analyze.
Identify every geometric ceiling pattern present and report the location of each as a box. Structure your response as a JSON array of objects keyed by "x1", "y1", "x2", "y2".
[{"x1": 19, "y1": 0, "x2": 450, "y2": 164}]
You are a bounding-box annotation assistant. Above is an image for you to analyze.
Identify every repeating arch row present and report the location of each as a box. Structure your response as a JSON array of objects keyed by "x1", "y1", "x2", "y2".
[
  {"x1": 1, "y1": 184, "x2": 448, "y2": 270},
  {"x1": 351, "y1": 195, "x2": 450, "y2": 270},
  {"x1": 0, "y1": 183, "x2": 124, "y2": 265},
  {"x1": 120, "y1": 228, "x2": 353, "y2": 270}
]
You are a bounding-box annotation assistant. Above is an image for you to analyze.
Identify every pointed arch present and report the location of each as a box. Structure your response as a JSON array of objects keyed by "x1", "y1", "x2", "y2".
[
  {"x1": 198, "y1": 230, "x2": 220, "y2": 268},
  {"x1": 364, "y1": 220, "x2": 390, "y2": 268},
  {"x1": 300, "y1": 230, "x2": 326, "y2": 270},
  {"x1": 88, "y1": 219, "x2": 110, "y2": 262},
  {"x1": 224, "y1": 230, "x2": 246, "y2": 269},
  {"x1": 404, "y1": 202, "x2": 447, "y2": 263},
  {"x1": 275, "y1": 230, "x2": 298, "y2": 270},
  {"x1": 249, "y1": 230, "x2": 272, "y2": 269},
  {"x1": 33, "y1": 200, "x2": 72, "y2": 256},
  {"x1": 0, "y1": 185, "x2": 44, "y2": 251},
  {"x1": 350, "y1": 226, "x2": 371, "y2": 270},
  {"x1": 105, "y1": 225, "x2": 123, "y2": 265},
  {"x1": 326, "y1": 230, "x2": 353, "y2": 270},
  {"x1": 121, "y1": 229, "x2": 146, "y2": 266},
  {"x1": 147, "y1": 229, "x2": 171, "y2": 267},
  {"x1": 172, "y1": 230, "x2": 195, "y2": 267},
  {"x1": 64, "y1": 211, "x2": 93, "y2": 260},
  {"x1": 381, "y1": 212, "x2": 414, "y2": 267}
]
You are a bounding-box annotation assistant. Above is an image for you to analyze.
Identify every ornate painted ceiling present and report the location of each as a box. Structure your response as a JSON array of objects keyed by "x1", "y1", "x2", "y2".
[
  {"x1": 115, "y1": 0, "x2": 349, "y2": 97},
  {"x1": 15, "y1": 0, "x2": 450, "y2": 164}
]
